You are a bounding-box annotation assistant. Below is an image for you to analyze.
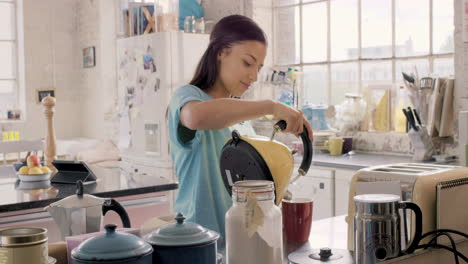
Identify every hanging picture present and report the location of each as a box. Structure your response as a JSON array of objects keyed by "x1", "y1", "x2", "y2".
[
  {"x1": 36, "y1": 88, "x2": 56, "y2": 104},
  {"x1": 83, "y1": 46, "x2": 96, "y2": 68}
]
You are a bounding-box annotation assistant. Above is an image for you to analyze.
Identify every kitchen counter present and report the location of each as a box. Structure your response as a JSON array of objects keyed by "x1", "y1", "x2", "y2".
[
  {"x1": 0, "y1": 165, "x2": 178, "y2": 216},
  {"x1": 284, "y1": 215, "x2": 351, "y2": 263},
  {"x1": 310, "y1": 151, "x2": 460, "y2": 170},
  {"x1": 285, "y1": 215, "x2": 468, "y2": 264}
]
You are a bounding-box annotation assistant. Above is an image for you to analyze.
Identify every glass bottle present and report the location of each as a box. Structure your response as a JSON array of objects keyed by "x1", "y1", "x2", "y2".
[{"x1": 225, "y1": 181, "x2": 283, "y2": 264}]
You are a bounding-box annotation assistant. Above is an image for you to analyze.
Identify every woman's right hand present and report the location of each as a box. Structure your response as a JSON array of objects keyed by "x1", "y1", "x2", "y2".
[{"x1": 272, "y1": 102, "x2": 313, "y2": 140}]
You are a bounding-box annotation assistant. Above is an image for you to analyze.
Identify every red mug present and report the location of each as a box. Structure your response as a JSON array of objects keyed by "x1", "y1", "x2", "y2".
[{"x1": 282, "y1": 198, "x2": 313, "y2": 242}]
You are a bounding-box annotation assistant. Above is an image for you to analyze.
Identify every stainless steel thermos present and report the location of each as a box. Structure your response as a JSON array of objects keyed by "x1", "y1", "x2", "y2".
[{"x1": 354, "y1": 194, "x2": 422, "y2": 264}]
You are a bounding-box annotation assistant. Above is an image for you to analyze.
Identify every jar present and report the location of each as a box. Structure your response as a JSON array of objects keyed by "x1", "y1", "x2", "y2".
[
  {"x1": 144, "y1": 213, "x2": 219, "y2": 264},
  {"x1": 154, "y1": 0, "x2": 179, "y2": 32},
  {"x1": 225, "y1": 180, "x2": 283, "y2": 264},
  {"x1": 71, "y1": 224, "x2": 153, "y2": 264},
  {"x1": 0, "y1": 227, "x2": 48, "y2": 264}
]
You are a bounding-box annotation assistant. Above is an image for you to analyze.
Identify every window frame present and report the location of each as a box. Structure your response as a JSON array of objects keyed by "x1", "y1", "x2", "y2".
[
  {"x1": 0, "y1": 0, "x2": 25, "y2": 123},
  {"x1": 272, "y1": 0, "x2": 454, "y2": 106}
]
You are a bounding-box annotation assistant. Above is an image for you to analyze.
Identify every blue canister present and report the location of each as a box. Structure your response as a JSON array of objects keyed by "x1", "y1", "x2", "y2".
[
  {"x1": 71, "y1": 224, "x2": 153, "y2": 264},
  {"x1": 302, "y1": 104, "x2": 329, "y2": 131},
  {"x1": 144, "y1": 213, "x2": 220, "y2": 264}
]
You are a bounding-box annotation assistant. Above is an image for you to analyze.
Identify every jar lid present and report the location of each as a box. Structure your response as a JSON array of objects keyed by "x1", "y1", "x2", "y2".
[
  {"x1": 144, "y1": 213, "x2": 219, "y2": 247},
  {"x1": 71, "y1": 224, "x2": 153, "y2": 261},
  {"x1": 233, "y1": 180, "x2": 274, "y2": 192},
  {"x1": 354, "y1": 194, "x2": 400, "y2": 203},
  {"x1": 0, "y1": 227, "x2": 47, "y2": 246}
]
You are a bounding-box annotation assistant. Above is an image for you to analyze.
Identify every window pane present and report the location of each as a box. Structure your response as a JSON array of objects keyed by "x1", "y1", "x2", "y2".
[
  {"x1": 331, "y1": 63, "x2": 358, "y2": 105},
  {"x1": 0, "y1": 80, "x2": 15, "y2": 94},
  {"x1": 0, "y1": 42, "x2": 16, "y2": 78},
  {"x1": 303, "y1": 65, "x2": 328, "y2": 105},
  {"x1": 395, "y1": 59, "x2": 430, "y2": 83},
  {"x1": 0, "y1": 81, "x2": 16, "y2": 114},
  {"x1": 433, "y1": 57, "x2": 454, "y2": 77},
  {"x1": 303, "y1": 0, "x2": 324, "y2": 3},
  {"x1": 302, "y1": 2, "x2": 327, "y2": 63},
  {"x1": 274, "y1": 0, "x2": 299, "y2": 7},
  {"x1": 331, "y1": 0, "x2": 358, "y2": 61},
  {"x1": 274, "y1": 7, "x2": 300, "y2": 65},
  {"x1": 433, "y1": 0, "x2": 454, "y2": 54},
  {"x1": 362, "y1": 0, "x2": 392, "y2": 58},
  {"x1": 0, "y1": 2, "x2": 15, "y2": 40},
  {"x1": 362, "y1": 61, "x2": 392, "y2": 86},
  {"x1": 395, "y1": 0, "x2": 429, "y2": 56}
]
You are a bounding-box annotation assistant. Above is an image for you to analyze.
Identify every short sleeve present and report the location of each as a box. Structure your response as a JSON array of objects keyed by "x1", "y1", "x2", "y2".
[{"x1": 167, "y1": 85, "x2": 206, "y2": 148}]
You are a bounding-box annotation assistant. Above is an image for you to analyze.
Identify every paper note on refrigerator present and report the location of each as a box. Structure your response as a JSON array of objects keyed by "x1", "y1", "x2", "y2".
[{"x1": 119, "y1": 111, "x2": 131, "y2": 149}]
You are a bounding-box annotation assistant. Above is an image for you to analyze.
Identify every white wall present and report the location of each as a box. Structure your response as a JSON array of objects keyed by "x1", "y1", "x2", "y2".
[
  {"x1": 2, "y1": 0, "x2": 83, "y2": 140},
  {"x1": 77, "y1": 0, "x2": 118, "y2": 141}
]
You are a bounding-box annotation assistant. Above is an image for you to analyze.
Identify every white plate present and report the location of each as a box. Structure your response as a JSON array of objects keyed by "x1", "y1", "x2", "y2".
[{"x1": 17, "y1": 173, "x2": 51, "y2": 182}]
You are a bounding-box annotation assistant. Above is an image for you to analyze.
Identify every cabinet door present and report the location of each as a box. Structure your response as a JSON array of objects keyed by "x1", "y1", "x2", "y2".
[
  {"x1": 290, "y1": 167, "x2": 334, "y2": 220},
  {"x1": 334, "y1": 169, "x2": 356, "y2": 216}
]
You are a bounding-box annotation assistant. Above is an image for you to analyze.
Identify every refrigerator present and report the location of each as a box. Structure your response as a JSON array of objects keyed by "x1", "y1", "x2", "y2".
[{"x1": 116, "y1": 32, "x2": 209, "y2": 184}]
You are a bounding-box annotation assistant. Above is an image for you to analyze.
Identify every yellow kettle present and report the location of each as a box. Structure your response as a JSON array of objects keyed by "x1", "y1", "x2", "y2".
[{"x1": 220, "y1": 120, "x2": 313, "y2": 205}]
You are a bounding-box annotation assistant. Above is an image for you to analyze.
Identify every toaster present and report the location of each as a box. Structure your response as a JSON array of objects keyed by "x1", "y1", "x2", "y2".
[{"x1": 346, "y1": 163, "x2": 468, "y2": 251}]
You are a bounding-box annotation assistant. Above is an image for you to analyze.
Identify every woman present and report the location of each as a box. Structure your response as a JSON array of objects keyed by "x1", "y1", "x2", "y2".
[{"x1": 167, "y1": 15, "x2": 313, "y2": 244}]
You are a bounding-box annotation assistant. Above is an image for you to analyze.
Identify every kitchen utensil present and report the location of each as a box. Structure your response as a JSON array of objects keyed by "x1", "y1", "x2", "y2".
[
  {"x1": 324, "y1": 137, "x2": 344, "y2": 156},
  {"x1": 354, "y1": 194, "x2": 422, "y2": 263},
  {"x1": 71, "y1": 224, "x2": 153, "y2": 264},
  {"x1": 144, "y1": 212, "x2": 219, "y2": 264},
  {"x1": 407, "y1": 107, "x2": 419, "y2": 131},
  {"x1": 402, "y1": 72, "x2": 415, "y2": 84},
  {"x1": 226, "y1": 181, "x2": 283, "y2": 264},
  {"x1": 45, "y1": 181, "x2": 131, "y2": 240},
  {"x1": 220, "y1": 120, "x2": 313, "y2": 205},
  {"x1": 0, "y1": 227, "x2": 48, "y2": 264},
  {"x1": 342, "y1": 137, "x2": 353, "y2": 154},
  {"x1": 413, "y1": 108, "x2": 422, "y2": 126},
  {"x1": 282, "y1": 198, "x2": 313, "y2": 242},
  {"x1": 288, "y1": 248, "x2": 353, "y2": 263}
]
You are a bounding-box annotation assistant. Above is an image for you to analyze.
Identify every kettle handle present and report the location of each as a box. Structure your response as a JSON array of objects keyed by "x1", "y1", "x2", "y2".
[
  {"x1": 399, "y1": 201, "x2": 422, "y2": 254},
  {"x1": 102, "y1": 199, "x2": 132, "y2": 228},
  {"x1": 274, "y1": 120, "x2": 313, "y2": 175}
]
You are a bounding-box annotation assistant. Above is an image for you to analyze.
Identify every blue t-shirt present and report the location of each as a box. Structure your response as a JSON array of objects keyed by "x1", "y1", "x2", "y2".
[{"x1": 167, "y1": 84, "x2": 233, "y2": 241}]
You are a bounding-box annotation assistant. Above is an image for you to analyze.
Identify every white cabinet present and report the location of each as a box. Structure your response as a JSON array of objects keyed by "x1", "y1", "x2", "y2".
[
  {"x1": 334, "y1": 169, "x2": 355, "y2": 216},
  {"x1": 290, "y1": 167, "x2": 334, "y2": 220}
]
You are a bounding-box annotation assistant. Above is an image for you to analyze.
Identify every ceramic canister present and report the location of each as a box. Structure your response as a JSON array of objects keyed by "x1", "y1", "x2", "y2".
[
  {"x1": 144, "y1": 213, "x2": 220, "y2": 264},
  {"x1": 72, "y1": 224, "x2": 153, "y2": 264},
  {"x1": 0, "y1": 227, "x2": 48, "y2": 264}
]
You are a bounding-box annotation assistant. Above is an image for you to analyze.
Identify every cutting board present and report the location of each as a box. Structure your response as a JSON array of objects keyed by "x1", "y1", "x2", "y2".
[{"x1": 438, "y1": 78, "x2": 454, "y2": 137}]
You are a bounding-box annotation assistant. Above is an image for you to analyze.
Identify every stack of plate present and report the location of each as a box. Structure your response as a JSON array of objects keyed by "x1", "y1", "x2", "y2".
[{"x1": 313, "y1": 131, "x2": 337, "y2": 151}]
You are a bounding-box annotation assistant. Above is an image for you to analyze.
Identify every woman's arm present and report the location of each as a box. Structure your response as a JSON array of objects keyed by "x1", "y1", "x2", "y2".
[
  {"x1": 180, "y1": 98, "x2": 313, "y2": 139},
  {"x1": 181, "y1": 99, "x2": 274, "y2": 129}
]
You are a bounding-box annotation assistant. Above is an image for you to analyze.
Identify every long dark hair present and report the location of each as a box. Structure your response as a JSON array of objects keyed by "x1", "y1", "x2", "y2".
[{"x1": 190, "y1": 15, "x2": 267, "y2": 90}]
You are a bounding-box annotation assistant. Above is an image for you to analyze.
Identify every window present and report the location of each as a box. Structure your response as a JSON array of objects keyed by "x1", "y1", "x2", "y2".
[
  {"x1": 0, "y1": 0, "x2": 24, "y2": 121},
  {"x1": 273, "y1": 0, "x2": 454, "y2": 106}
]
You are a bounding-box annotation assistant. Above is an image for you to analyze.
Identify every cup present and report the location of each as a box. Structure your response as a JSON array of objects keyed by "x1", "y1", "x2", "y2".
[
  {"x1": 342, "y1": 136, "x2": 353, "y2": 154},
  {"x1": 282, "y1": 198, "x2": 313, "y2": 242},
  {"x1": 324, "y1": 137, "x2": 344, "y2": 156}
]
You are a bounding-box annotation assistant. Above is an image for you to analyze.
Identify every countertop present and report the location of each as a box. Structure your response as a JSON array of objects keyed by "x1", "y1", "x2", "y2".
[
  {"x1": 309, "y1": 151, "x2": 460, "y2": 170},
  {"x1": 0, "y1": 165, "x2": 178, "y2": 214},
  {"x1": 285, "y1": 215, "x2": 468, "y2": 264},
  {"x1": 284, "y1": 215, "x2": 352, "y2": 263}
]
